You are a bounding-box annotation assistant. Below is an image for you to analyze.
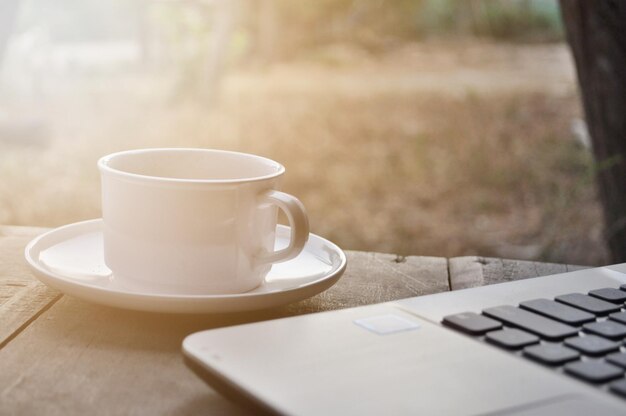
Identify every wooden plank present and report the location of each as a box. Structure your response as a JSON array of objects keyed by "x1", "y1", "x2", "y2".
[
  {"x1": 0, "y1": 296, "x2": 249, "y2": 416},
  {"x1": 447, "y1": 256, "x2": 485, "y2": 291},
  {"x1": 0, "y1": 249, "x2": 449, "y2": 415},
  {"x1": 291, "y1": 252, "x2": 449, "y2": 313},
  {"x1": 0, "y1": 226, "x2": 60, "y2": 348},
  {"x1": 448, "y1": 256, "x2": 589, "y2": 290}
]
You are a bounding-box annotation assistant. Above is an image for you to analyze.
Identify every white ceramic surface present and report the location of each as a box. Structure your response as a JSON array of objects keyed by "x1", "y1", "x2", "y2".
[
  {"x1": 99, "y1": 148, "x2": 309, "y2": 295},
  {"x1": 24, "y1": 219, "x2": 346, "y2": 313}
]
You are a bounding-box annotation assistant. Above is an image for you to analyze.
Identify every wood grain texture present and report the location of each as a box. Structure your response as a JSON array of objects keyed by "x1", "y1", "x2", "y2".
[
  {"x1": 0, "y1": 295, "x2": 249, "y2": 416},
  {"x1": 448, "y1": 256, "x2": 590, "y2": 290},
  {"x1": 294, "y1": 252, "x2": 449, "y2": 313},
  {"x1": 0, "y1": 226, "x2": 60, "y2": 348}
]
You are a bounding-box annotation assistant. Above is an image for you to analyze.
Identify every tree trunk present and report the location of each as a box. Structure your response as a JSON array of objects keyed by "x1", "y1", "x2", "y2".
[{"x1": 560, "y1": 0, "x2": 626, "y2": 262}]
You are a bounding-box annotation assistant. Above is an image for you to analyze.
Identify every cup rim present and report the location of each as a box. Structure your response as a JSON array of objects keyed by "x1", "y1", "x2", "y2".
[{"x1": 98, "y1": 148, "x2": 285, "y2": 184}]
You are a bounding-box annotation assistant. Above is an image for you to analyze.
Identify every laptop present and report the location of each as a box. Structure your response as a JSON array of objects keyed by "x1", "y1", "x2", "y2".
[{"x1": 183, "y1": 263, "x2": 626, "y2": 415}]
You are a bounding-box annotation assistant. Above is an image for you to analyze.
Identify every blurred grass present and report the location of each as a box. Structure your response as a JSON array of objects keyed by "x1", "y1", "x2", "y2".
[{"x1": 0, "y1": 41, "x2": 608, "y2": 266}]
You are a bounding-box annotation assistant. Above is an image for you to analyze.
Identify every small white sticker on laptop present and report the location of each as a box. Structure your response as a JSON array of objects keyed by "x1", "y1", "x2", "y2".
[{"x1": 354, "y1": 314, "x2": 420, "y2": 335}]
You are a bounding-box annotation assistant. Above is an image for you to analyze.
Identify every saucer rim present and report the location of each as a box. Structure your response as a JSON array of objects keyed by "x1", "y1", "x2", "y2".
[{"x1": 24, "y1": 219, "x2": 347, "y2": 301}]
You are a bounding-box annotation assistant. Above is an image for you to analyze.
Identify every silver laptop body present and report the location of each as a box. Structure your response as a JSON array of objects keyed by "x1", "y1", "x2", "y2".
[{"x1": 183, "y1": 264, "x2": 626, "y2": 415}]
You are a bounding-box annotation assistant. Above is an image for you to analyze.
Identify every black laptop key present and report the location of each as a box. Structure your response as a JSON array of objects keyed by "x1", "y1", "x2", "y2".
[
  {"x1": 555, "y1": 293, "x2": 620, "y2": 315},
  {"x1": 607, "y1": 352, "x2": 626, "y2": 369},
  {"x1": 589, "y1": 288, "x2": 626, "y2": 304},
  {"x1": 609, "y1": 311, "x2": 626, "y2": 325},
  {"x1": 564, "y1": 360, "x2": 623, "y2": 383},
  {"x1": 485, "y1": 329, "x2": 539, "y2": 349},
  {"x1": 523, "y1": 344, "x2": 579, "y2": 366},
  {"x1": 519, "y1": 299, "x2": 595, "y2": 326},
  {"x1": 610, "y1": 379, "x2": 626, "y2": 397},
  {"x1": 583, "y1": 321, "x2": 626, "y2": 340},
  {"x1": 442, "y1": 312, "x2": 502, "y2": 335},
  {"x1": 482, "y1": 306, "x2": 578, "y2": 341},
  {"x1": 564, "y1": 335, "x2": 620, "y2": 356}
]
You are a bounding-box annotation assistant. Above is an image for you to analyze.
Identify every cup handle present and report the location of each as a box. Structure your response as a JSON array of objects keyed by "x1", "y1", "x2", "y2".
[{"x1": 256, "y1": 190, "x2": 309, "y2": 264}]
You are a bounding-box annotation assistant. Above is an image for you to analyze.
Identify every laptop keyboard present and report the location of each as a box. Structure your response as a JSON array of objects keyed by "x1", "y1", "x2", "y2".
[{"x1": 442, "y1": 284, "x2": 626, "y2": 399}]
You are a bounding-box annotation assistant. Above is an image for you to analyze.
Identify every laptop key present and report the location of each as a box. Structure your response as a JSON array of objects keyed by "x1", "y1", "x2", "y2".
[
  {"x1": 555, "y1": 293, "x2": 620, "y2": 315},
  {"x1": 607, "y1": 352, "x2": 626, "y2": 369},
  {"x1": 610, "y1": 379, "x2": 626, "y2": 397},
  {"x1": 519, "y1": 299, "x2": 595, "y2": 326},
  {"x1": 483, "y1": 306, "x2": 578, "y2": 341},
  {"x1": 523, "y1": 344, "x2": 579, "y2": 365},
  {"x1": 609, "y1": 311, "x2": 626, "y2": 325},
  {"x1": 564, "y1": 360, "x2": 623, "y2": 383},
  {"x1": 589, "y1": 288, "x2": 626, "y2": 304},
  {"x1": 442, "y1": 312, "x2": 502, "y2": 335},
  {"x1": 583, "y1": 321, "x2": 626, "y2": 340},
  {"x1": 485, "y1": 329, "x2": 539, "y2": 349},
  {"x1": 564, "y1": 335, "x2": 620, "y2": 356}
]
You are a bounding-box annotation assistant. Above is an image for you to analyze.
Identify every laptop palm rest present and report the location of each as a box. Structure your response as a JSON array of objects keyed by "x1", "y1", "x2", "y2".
[
  {"x1": 183, "y1": 302, "x2": 625, "y2": 415},
  {"x1": 482, "y1": 395, "x2": 624, "y2": 416}
]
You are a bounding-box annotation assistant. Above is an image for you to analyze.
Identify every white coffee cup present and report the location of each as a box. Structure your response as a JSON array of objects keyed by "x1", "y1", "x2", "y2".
[{"x1": 98, "y1": 148, "x2": 309, "y2": 295}]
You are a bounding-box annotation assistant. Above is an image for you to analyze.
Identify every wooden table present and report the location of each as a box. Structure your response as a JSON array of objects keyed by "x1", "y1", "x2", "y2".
[{"x1": 0, "y1": 225, "x2": 587, "y2": 415}]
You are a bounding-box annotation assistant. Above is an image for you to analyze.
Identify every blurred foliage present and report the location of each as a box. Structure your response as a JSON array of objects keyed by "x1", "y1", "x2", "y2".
[
  {"x1": 248, "y1": 0, "x2": 564, "y2": 59},
  {"x1": 8, "y1": 0, "x2": 564, "y2": 100},
  {"x1": 468, "y1": 0, "x2": 563, "y2": 41},
  {"x1": 15, "y1": 0, "x2": 563, "y2": 47},
  {"x1": 415, "y1": 0, "x2": 563, "y2": 40}
]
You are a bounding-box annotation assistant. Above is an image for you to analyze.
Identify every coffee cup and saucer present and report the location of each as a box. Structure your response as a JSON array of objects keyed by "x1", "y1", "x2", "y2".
[{"x1": 24, "y1": 148, "x2": 347, "y2": 313}]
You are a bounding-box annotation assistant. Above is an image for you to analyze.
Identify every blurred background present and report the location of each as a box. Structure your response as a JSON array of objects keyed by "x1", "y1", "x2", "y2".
[{"x1": 0, "y1": 0, "x2": 607, "y2": 265}]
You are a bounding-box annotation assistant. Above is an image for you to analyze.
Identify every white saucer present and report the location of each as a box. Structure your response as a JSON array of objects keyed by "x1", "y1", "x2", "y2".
[{"x1": 24, "y1": 219, "x2": 347, "y2": 313}]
